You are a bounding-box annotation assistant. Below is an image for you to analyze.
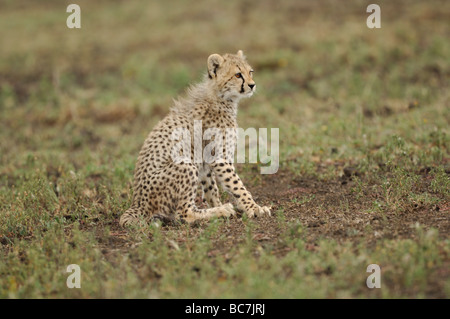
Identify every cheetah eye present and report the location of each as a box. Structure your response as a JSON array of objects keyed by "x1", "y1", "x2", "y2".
[
  {"x1": 249, "y1": 70, "x2": 254, "y2": 77},
  {"x1": 235, "y1": 73, "x2": 242, "y2": 78}
]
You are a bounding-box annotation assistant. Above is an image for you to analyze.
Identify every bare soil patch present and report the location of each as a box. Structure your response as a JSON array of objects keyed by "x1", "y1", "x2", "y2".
[{"x1": 104, "y1": 168, "x2": 449, "y2": 254}]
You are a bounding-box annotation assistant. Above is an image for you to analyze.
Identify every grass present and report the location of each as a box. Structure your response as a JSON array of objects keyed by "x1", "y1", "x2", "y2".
[{"x1": 0, "y1": 0, "x2": 449, "y2": 298}]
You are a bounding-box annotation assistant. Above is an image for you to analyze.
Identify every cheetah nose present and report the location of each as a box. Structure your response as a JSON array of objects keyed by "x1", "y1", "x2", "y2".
[{"x1": 248, "y1": 83, "x2": 255, "y2": 90}]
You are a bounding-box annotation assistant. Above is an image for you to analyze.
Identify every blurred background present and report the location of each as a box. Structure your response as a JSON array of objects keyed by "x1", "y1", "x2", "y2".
[{"x1": 0, "y1": 0, "x2": 448, "y2": 172}]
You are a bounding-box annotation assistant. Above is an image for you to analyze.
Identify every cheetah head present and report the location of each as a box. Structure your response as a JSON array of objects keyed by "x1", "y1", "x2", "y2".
[{"x1": 207, "y1": 50, "x2": 255, "y2": 101}]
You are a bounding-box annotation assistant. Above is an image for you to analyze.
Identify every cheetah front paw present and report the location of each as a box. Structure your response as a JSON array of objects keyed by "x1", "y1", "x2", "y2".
[{"x1": 246, "y1": 205, "x2": 271, "y2": 218}]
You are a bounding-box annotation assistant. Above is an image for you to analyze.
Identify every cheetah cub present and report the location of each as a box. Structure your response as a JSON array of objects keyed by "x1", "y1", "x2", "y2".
[{"x1": 120, "y1": 50, "x2": 271, "y2": 226}]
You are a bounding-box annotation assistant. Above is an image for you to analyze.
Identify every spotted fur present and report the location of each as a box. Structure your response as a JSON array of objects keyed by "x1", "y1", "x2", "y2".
[{"x1": 120, "y1": 51, "x2": 271, "y2": 227}]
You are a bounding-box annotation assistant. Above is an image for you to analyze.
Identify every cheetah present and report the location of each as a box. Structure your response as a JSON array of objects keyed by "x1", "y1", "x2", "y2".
[{"x1": 119, "y1": 50, "x2": 271, "y2": 226}]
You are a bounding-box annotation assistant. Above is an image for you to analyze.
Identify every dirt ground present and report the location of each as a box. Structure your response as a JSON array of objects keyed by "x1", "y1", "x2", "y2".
[
  {"x1": 104, "y1": 165, "x2": 449, "y2": 249},
  {"x1": 92, "y1": 165, "x2": 449, "y2": 297}
]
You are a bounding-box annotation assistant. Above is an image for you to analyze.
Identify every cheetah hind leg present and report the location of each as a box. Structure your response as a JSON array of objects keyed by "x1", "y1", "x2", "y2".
[
  {"x1": 180, "y1": 203, "x2": 236, "y2": 224},
  {"x1": 121, "y1": 204, "x2": 234, "y2": 226}
]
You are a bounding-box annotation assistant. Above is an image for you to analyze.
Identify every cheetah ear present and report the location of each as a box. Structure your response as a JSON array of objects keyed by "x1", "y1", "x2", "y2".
[
  {"x1": 237, "y1": 50, "x2": 246, "y2": 60},
  {"x1": 207, "y1": 54, "x2": 224, "y2": 79}
]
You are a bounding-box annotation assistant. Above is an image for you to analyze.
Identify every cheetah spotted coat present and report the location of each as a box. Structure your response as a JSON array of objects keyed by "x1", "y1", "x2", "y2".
[{"x1": 120, "y1": 51, "x2": 271, "y2": 226}]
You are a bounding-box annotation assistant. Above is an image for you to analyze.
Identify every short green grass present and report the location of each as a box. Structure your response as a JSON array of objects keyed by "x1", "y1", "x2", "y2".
[
  {"x1": 1, "y1": 219, "x2": 447, "y2": 298},
  {"x1": 0, "y1": 0, "x2": 449, "y2": 298}
]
